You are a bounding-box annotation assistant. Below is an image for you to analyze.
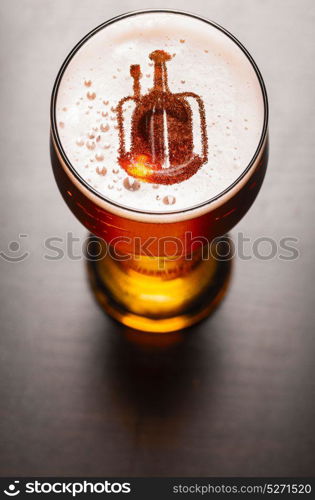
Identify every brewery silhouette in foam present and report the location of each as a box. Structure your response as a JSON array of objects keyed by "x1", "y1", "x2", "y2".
[
  {"x1": 117, "y1": 49, "x2": 208, "y2": 184},
  {"x1": 56, "y1": 12, "x2": 265, "y2": 213}
]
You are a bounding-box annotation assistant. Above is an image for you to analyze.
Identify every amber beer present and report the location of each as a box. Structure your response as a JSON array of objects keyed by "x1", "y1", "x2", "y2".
[{"x1": 50, "y1": 10, "x2": 269, "y2": 332}]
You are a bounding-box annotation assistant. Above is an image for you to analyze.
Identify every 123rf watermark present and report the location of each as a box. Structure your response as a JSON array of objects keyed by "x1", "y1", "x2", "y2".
[{"x1": 0, "y1": 232, "x2": 300, "y2": 263}]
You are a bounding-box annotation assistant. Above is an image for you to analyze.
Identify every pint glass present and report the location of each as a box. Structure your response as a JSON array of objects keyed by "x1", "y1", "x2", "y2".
[{"x1": 50, "y1": 10, "x2": 269, "y2": 332}]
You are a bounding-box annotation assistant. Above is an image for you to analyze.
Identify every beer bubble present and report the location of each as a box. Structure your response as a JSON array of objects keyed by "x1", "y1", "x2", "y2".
[
  {"x1": 112, "y1": 168, "x2": 119, "y2": 174},
  {"x1": 108, "y1": 184, "x2": 114, "y2": 190},
  {"x1": 152, "y1": 184, "x2": 159, "y2": 189},
  {"x1": 100, "y1": 123, "x2": 110, "y2": 132},
  {"x1": 76, "y1": 137, "x2": 84, "y2": 146},
  {"x1": 102, "y1": 111, "x2": 108, "y2": 117},
  {"x1": 156, "y1": 195, "x2": 160, "y2": 200},
  {"x1": 103, "y1": 100, "x2": 109, "y2": 105},
  {"x1": 180, "y1": 39, "x2": 185, "y2": 43},
  {"x1": 86, "y1": 140, "x2": 96, "y2": 150},
  {"x1": 204, "y1": 49, "x2": 209, "y2": 53},
  {"x1": 163, "y1": 195, "x2": 176, "y2": 205},
  {"x1": 62, "y1": 107, "x2": 67, "y2": 112},
  {"x1": 95, "y1": 153, "x2": 104, "y2": 161},
  {"x1": 84, "y1": 79, "x2": 92, "y2": 87},
  {"x1": 123, "y1": 177, "x2": 140, "y2": 191},
  {"x1": 181, "y1": 80, "x2": 186, "y2": 84},
  {"x1": 87, "y1": 131, "x2": 95, "y2": 139},
  {"x1": 96, "y1": 135, "x2": 101, "y2": 142},
  {"x1": 103, "y1": 144, "x2": 110, "y2": 150},
  {"x1": 96, "y1": 166, "x2": 107, "y2": 176},
  {"x1": 59, "y1": 121, "x2": 64, "y2": 128},
  {"x1": 87, "y1": 91, "x2": 96, "y2": 100}
]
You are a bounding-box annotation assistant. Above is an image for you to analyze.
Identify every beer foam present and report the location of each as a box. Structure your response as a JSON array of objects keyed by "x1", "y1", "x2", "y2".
[{"x1": 56, "y1": 12, "x2": 265, "y2": 213}]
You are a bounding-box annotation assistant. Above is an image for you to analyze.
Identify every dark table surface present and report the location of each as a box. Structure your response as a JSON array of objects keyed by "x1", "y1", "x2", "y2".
[{"x1": 0, "y1": 0, "x2": 314, "y2": 477}]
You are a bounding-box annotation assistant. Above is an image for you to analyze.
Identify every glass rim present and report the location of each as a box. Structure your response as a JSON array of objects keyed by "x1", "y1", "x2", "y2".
[{"x1": 50, "y1": 8, "x2": 269, "y2": 217}]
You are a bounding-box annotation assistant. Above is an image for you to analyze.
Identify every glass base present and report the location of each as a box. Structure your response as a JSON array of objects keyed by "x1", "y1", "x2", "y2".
[{"x1": 86, "y1": 236, "x2": 232, "y2": 333}]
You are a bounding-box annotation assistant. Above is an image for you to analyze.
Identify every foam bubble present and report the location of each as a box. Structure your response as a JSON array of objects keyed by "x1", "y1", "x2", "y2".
[{"x1": 163, "y1": 195, "x2": 176, "y2": 205}]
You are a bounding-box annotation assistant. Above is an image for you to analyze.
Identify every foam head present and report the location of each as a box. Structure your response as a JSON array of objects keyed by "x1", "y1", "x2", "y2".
[{"x1": 55, "y1": 11, "x2": 266, "y2": 214}]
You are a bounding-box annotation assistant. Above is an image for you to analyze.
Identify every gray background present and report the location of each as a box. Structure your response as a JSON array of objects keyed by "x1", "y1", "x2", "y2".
[{"x1": 0, "y1": 0, "x2": 314, "y2": 476}]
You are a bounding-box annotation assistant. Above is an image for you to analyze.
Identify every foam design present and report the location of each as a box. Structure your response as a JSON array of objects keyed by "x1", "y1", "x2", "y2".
[{"x1": 56, "y1": 12, "x2": 265, "y2": 213}]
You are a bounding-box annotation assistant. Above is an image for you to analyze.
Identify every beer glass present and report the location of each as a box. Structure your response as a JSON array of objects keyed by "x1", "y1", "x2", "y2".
[{"x1": 50, "y1": 10, "x2": 269, "y2": 332}]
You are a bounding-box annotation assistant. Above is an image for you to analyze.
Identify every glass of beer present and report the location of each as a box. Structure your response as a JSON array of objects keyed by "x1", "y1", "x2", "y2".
[{"x1": 50, "y1": 10, "x2": 268, "y2": 333}]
